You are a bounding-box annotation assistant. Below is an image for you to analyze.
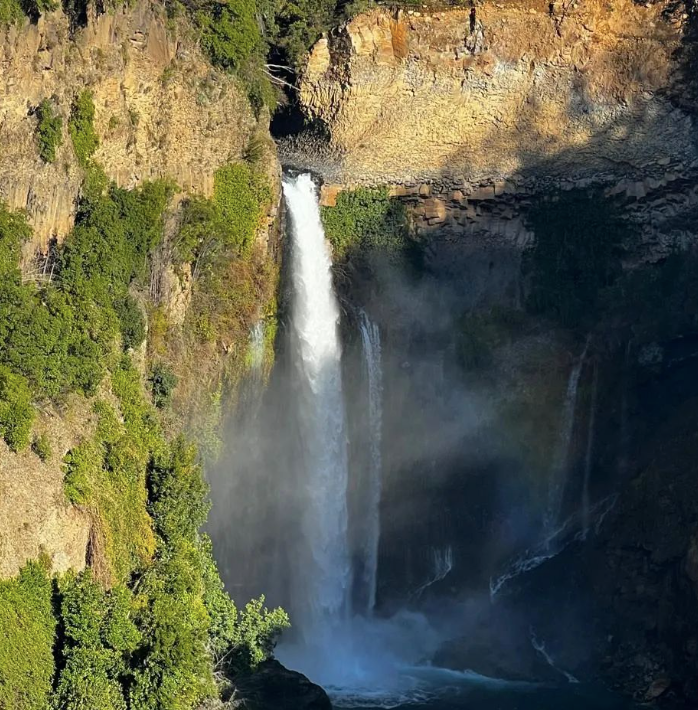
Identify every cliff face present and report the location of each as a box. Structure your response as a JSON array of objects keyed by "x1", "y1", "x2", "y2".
[
  {"x1": 0, "y1": 3, "x2": 281, "y2": 581},
  {"x1": 291, "y1": 0, "x2": 695, "y2": 186},
  {"x1": 0, "y1": 0, "x2": 255, "y2": 252}
]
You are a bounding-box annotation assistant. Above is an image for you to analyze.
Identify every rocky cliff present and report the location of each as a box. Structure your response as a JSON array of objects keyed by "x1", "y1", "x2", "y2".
[
  {"x1": 287, "y1": 0, "x2": 695, "y2": 186},
  {"x1": 0, "y1": 0, "x2": 256, "y2": 252},
  {"x1": 0, "y1": 1, "x2": 280, "y2": 581}
]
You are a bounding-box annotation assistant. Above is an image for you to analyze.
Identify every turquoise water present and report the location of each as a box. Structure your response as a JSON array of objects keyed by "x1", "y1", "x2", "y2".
[{"x1": 333, "y1": 667, "x2": 636, "y2": 710}]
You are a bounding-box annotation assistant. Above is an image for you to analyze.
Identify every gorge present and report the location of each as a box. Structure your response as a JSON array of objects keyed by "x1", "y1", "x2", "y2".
[{"x1": 2, "y1": 0, "x2": 698, "y2": 708}]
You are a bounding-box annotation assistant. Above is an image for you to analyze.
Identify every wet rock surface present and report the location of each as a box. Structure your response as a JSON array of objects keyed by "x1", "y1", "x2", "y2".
[{"x1": 229, "y1": 660, "x2": 332, "y2": 710}]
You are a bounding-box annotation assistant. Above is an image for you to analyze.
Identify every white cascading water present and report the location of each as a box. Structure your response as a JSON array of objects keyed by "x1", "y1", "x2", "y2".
[
  {"x1": 278, "y1": 175, "x2": 443, "y2": 706},
  {"x1": 283, "y1": 173, "x2": 352, "y2": 637},
  {"x1": 249, "y1": 320, "x2": 266, "y2": 374},
  {"x1": 359, "y1": 310, "x2": 384, "y2": 614}
]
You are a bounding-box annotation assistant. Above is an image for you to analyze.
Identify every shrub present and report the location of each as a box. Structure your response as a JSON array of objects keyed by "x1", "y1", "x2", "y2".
[
  {"x1": 0, "y1": 0, "x2": 24, "y2": 24},
  {"x1": 321, "y1": 187, "x2": 412, "y2": 260},
  {"x1": 198, "y1": 0, "x2": 261, "y2": 71},
  {"x1": 0, "y1": 365, "x2": 35, "y2": 451},
  {"x1": 0, "y1": 559, "x2": 56, "y2": 710},
  {"x1": 54, "y1": 571, "x2": 139, "y2": 710},
  {"x1": 115, "y1": 295, "x2": 146, "y2": 351},
  {"x1": 36, "y1": 99, "x2": 63, "y2": 163},
  {"x1": 69, "y1": 90, "x2": 99, "y2": 167},
  {"x1": 148, "y1": 437, "x2": 209, "y2": 546},
  {"x1": 213, "y1": 162, "x2": 271, "y2": 257},
  {"x1": 148, "y1": 362, "x2": 178, "y2": 408},
  {"x1": 32, "y1": 432, "x2": 52, "y2": 460},
  {"x1": 63, "y1": 441, "x2": 98, "y2": 504}
]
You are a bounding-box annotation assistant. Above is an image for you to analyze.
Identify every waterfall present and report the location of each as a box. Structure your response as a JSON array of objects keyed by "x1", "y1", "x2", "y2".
[
  {"x1": 249, "y1": 320, "x2": 265, "y2": 374},
  {"x1": 530, "y1": 630, "x2": 579, "y2": 684},
  {"x1": 283, "y1": 173, "x2": 352, "y2": 637},
  {"x1": 359, "y1": 311, "x2": 384, "y2": 614},
  {"x1": 412, "y1": 546, "x2": 454, "y2": 599},
  {"x1": 581, "y1": 363, "x2": 599, "y2": 539},
  {"x1": 545, "y1": 338, "x2": 589, "y2": 535}
]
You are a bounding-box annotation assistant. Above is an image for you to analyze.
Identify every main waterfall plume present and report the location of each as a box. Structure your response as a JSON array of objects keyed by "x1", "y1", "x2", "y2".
[{"x1": 283, "y1": 173, "x2": 352, "y2": 637}]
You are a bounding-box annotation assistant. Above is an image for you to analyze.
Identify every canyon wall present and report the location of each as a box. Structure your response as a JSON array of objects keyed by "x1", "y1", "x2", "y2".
[
  {"x1": 0, "y1": 0, "x2": 256, "y2": 252},
  {"x1": 289, "y1": 0, "x2": 696, "y2": 186}
]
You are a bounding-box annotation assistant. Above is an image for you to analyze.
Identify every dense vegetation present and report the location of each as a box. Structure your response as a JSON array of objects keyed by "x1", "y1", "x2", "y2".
[
  {"x1": 321, "y1": 186, "x2": 414, "y2": 260},
  {"x1": 36, "y1": 98, "x2": 63, "y2": 164},
  {"x1": 69, "y1": 90, "x2": 99, "y2": 167},
  {"x1": 0, "y1": 559, "x2": 56, "y2": 710},
  {"x1": 0, "y1": 136, "x2": 286, "y2": 708}
]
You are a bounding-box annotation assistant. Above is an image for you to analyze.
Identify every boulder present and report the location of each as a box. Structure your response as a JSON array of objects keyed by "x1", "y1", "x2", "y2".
[{"x1": 230, "y1": 660, "x2": 331, "y2": 710}]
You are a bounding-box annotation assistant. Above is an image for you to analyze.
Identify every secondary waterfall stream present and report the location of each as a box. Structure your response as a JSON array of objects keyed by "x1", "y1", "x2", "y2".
[{"x1": 359, "y1": 310, "x2": 383, "y2": 615}]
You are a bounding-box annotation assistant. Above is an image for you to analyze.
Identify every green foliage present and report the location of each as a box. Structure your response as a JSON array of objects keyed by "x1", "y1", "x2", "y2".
[
  {"x1": 321, "y1": 186, "x2": 412, "y2": 260},
  {"x1": 258, "y1": 0, "x2": 339, "y2": 68},
  {"x1": 63, "y1": 440, "x2": 98, "y2": 504},
  {"x1": 213, "y1": 163, "x2": 271, "y2": 257},
  {"x1": 0, "y1": 177, "x2": 170, "y2": 402},
  {"x1": 148, "y1": 437, "x2": 209, "y2": 546},
  {"x1": 149, "y1": 362, "x2": 178, "y2": 409},
  {"x1": 0, "y1": 365, "x2": 35, "y2": 451},
  {"x1": 197, "y1": 0, "x2": 261, "y2": 71},
  {"x1": 36, "y1": 99, "x2": 63, "y2": 163},
  {"x1": 0, "y1": 559, "x2": 56, "y2": 710},
  {"x1": 200, "y1": 535, "x2": 289, "y2": 671},
  {"x1": 115, "y1": 295, "x2": 146, "y2": 351},
  {"x1": 0, "y1": 0, "x2": 24, "y2": 25},
  {"x1": 32, "y1": 432, "x2": 52, "y2": 460},
  {"x1": 69, "y1": 90, "x2": 99, "y2": 168},
  {"x1": 523, "y1": 190, "x2": 630, "y2": 328},
  {"x1": 54, "y1": 571, "x2": 139, "y2": 710}
]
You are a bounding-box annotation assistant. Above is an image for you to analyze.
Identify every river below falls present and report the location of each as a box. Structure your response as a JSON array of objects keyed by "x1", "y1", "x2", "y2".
[{"x1": 332, "y1": 672, "x2": 638, "y2": 710}]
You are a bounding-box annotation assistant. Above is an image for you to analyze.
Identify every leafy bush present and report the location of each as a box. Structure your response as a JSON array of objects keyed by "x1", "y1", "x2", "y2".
[
  {"x1": 0, "y1": 176, "x2": 170, "y2": 403},
  {"x1": 149, "y1": 362, "x2": 178, "y2": 408},
  {"x1": 198, "y1": 0, "x2": 261, "y2": 71},
  {"x1": 63, "y1": 441, "x2": 98, "y2": 504},
  {"x1": 179, "y1": 162, "x2": 270, "y2": 267},
  {"x1": 36, "y1": 99, "x2": 63, "y2": 163},
  {"x1": 69, "y1": 90, "x2": 99, "y2": 167},
  {"x1": 115, "y1": 295, "x2": 146, "y2": 351},
  {"x1": 0, "y1": 365, "x2": 35, "y2": 451},
  {"x1": 32, "y1": 432, "x2": 52, "y2": 460},
  {"x1": 54, "y1": 571, "x2": 139, "y2": 710},
  {"x1": 213, "y1": 162, "x2": 271, "y2": 257},
  {"x1": 0, "y1": 0, "x2": 24, "y2": 24},
  {"x1": 0, "y1": 559, "x2": 56, "y2": 710},
  {"x1": 321, "y1": 186, "x2": 412, "y2": 260}
]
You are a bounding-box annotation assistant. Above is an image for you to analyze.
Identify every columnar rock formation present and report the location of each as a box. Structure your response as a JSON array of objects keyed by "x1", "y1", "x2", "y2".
[
  {"x1": 289, "y1": 0, "x2": 695, "y2": 186},
  {"x1": 0, "y1": 0, "x2": 256, "y2": 251}
]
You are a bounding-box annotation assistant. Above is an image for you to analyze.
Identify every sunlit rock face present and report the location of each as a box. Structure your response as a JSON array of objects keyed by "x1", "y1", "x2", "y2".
[
  {"x1": 0, "y1": 0, "x2": 257, "y2": 251},
  {"x1": 289, "y1": 1, "x2": 695, "y2": 186}
]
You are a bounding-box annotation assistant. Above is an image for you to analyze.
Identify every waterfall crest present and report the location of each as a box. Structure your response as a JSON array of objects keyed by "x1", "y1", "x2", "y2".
[
  {"x1": 359, "y1": 311, "x2": 384, "y2": 614},
  {"x1": 283, "y1": 173, "x2": 352, "y2": 637}
]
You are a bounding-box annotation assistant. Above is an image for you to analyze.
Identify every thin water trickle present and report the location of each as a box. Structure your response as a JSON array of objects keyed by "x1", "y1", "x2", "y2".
[
  {"x1": 359, "y1": 310, "x2": 384, "y2": 614},
  {"x1": 545, "y1": 338, "x2": 590, "y2": 536},
  {"x1": 581, "y1": 363, "x2": 599, "y2": 539}
]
